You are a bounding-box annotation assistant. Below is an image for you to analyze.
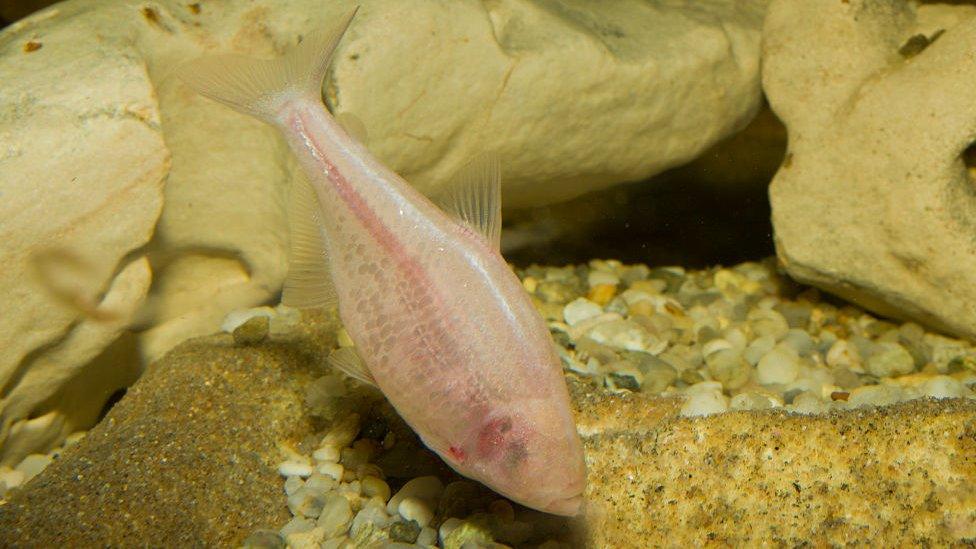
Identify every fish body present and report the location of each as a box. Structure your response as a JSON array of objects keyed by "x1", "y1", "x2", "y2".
[{"x1": 178, "y1": 8, "x2": 585, "y2": 515}]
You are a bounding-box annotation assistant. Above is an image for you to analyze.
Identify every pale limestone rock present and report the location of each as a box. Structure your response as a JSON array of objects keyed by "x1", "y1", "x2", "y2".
[
  {"x1": 0, "y1": 0, "x2": 766, "y2": 461},
  {"x1": 764, "y1": 0, "x2": 976, "y2": 339},
  {"x1": 0, "y1": 2, "x2": 165, "y2": 465}
]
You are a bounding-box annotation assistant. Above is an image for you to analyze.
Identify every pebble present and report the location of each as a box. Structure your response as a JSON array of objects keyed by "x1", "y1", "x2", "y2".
[
  {"x1": 563, "y1": 297, "x2": 603, "y2": 326},
  {"x1": 729, "y1": 391, "x2": 779, "y2": 411},
  {"x1": 588, "y1": 319, "x2": 664, "y2": 353},
  {"x1": 322, "y1": 414, "x2": 361, "y2": 448},
  {"x1": 284, "y1": 526, "x2": 325, "y2": 549},
  {"x1": 680, "y1": 389, "x2": 729, "y2": 417},
  {"x1": 15, "y1": 453, "x2": 53, "y2": 481},
  {"x1": 705, "y1": 348, "x2": 751, "y2": 390},
  {"x1": 314, "y1": 445, "x2": 341, "y2": 463},
  {"x1": 317, "y1": 493, "x2": 353, "y2": 538},
  {"x1": 756, "y1": 344, "x2": 800, "y2": 385},
  {"x1": 866, "y1": 342, "x2": 915, "y2": 377},
  {"x1": 284, "y1": 475, "x2": 304, "y2": 496},
  {"x1": 389, "y1": 520, "x2": 422, "y2": 543},
  {"x1": 744, "y1": 335, "x2": 776, "y2": 365},
  {"x1": 0, "y1": 466, "x2": 27, "y2": 495},
  {"x1": 386, "y1": 475, "x2": 444, "y2": 515},
  {"x1": 278, "y1": 460, "x2": 313, "y2": 478},
  {"x1": 588, "y1": 270, "x2": 620, "y2": 287},
  {"x1": 417, "y1": 526, "x2": 438, "y2": 546},
  {"x1": 288, "y1": 487, "x2": 327, "y2": 518},
  {"x1": 749, "y1": 309, "x2": 790, "y2": 341},
  {"x1": 919, "y1": 375, "x2": 970, "y2": 399},
  {"x1": 790, "y1": 391, "x2": 830, "y2": 414},
  {"x1": 317, "y1": 462, "x2": 344, "y2": 482},
  {"x1": 360, "y1": 475, "x2": 391, "y2": 502},
  {"x1": 233, "y1": 315, "x2": 270, "y2": 345},
  {"x1": 398, "y1": 496, "x2": 435, "y2": 528},
  {"x1": 847, "y1": 384, "x2": 905, "y2": 408},
  {"x1": 350, "y1": 500, "x2": 392, "y2": 537},
  {"x1": 280, "y1": 516, "x2": 315, "y2": 538}
]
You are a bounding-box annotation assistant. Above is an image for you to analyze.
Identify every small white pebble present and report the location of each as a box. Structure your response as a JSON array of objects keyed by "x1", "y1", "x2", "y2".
[
  {"x1": 387, "y1": 476, "x2": 444, "y2": 515},
  {"x1": 398, "y1": 496, "x2": 435, "y2": 528},
  {"x1": 563, "y1": 298, "x2": 603, "y2": 326},
  {"x1": 0, "y1": 466, "x2": 27, "y2": 493},
  {"x1": 305, "y1": 473, "x2": 336, "y2": 494},
  {"x1": 847, "y1": 384, "x2": 905, "y2": 408},
  {"x1": 790, "y1": 391, "x2": 830, "y2": 414},
  {"x1": 321, "y1": 414, "x2": 361, "y2": 448},
  {"x1": 318, "y1": 462, "x2": 344, "y2": 482},
  {"x1": 279, "y1": 461, "x2": 314, "y2": 478},
  {"x1": 280, "y1": 516, "x2": 315, "y2": 538},
  {"x1": 744, "y1": 335, "x2": 776, "y2": 366},
  {"x1": 284, "y1": 475, "x2": 305, "y2": 496},
  {"x1": 919, "y1": 375, "x2": 970, "y2": 399},
  {"x1": 317, "y1": 493, "x2": 353, "y2": 538},
  {"x1": 701, "y1": 338, "x2": 733, "y2": 358},
  {"x1": 680, "y1": 390, "x2": 729, "y2": 417},
  {"x1": 64, "y1": 431, "x2": 87, "y2": 447},
  {"x1": 588, "y1": 270, "x2": 620, "y2": 288},
  {"x1": 314, "y1": 445, "x2": 341, "y2": 463},
  {"x1": 439, "y1": 518, "x2": 463, "y2": 545},
  {"x1": 221, "y1": 306, "x2": 276, "y2": 333},
  {"x1": 15, "y1": 454, "x2": 53, "y2": 481},
  {"x1": 417, "y1": 526, "x2": 438, "y2": 546},
  {"x1": 361, "y1": 476, "x2": 391, "y2": 502},
  {"x1": 284, "y1": 526, "x2": 325, "y2": 549},
  {"x1": 757, "y1": 344, "x2": 800, "y2": 385},
  {"x1": 320, "y1": 536, "x2": 349, "y2": 549},
  {"x1": 826, "y1": 340, "x2": 861, "y2": 370}
]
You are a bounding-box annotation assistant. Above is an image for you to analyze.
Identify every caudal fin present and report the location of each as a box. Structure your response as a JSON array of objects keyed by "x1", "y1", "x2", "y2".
[{"x1": 176, "y1": 6, "x2": 359, "y2": 122}]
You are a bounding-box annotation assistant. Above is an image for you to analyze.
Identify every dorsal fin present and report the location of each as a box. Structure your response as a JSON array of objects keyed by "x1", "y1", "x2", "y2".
[
  {"x1": 281, "y1": 177, "x2": 337, "y2": 309},
  {"x1": 434, "y1": 154, "x2": 502, "y2": 251},
  {"x1": 328, "y1": 346, "x2": 377, "y2": 387},
  {"x1": 336, "y1": 111, "x2": 368, "y2": 144}
]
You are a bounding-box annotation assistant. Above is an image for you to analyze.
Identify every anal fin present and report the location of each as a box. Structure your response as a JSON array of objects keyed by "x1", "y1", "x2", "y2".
[
  {"x1": 434, "y1": 154, "x2": 502, "y2": 251},
  {"x1": 282, "y1": 176, "x2": 338, "y2": 310}
]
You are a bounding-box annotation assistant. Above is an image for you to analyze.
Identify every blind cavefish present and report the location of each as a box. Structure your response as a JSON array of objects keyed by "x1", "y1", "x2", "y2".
[{"x1": 178, "y1": 7, "x2": 585, "y2": 516}]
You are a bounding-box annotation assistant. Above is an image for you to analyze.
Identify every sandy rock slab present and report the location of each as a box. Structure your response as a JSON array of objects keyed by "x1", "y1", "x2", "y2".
[
  {"x1": 573, "y1": 378, "x2": 976, "y2": 546},
  {"x1": 2, "y1": 319, "x2": 974, "y2": 546},
  {"x1": 0, "y1": 322, "x2": 335, "y2": 547}
]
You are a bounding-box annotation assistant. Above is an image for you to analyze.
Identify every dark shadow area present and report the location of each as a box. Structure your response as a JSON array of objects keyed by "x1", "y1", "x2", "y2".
[{"x1": 505, "y1": 105, "x2": 787, "y2": 269}]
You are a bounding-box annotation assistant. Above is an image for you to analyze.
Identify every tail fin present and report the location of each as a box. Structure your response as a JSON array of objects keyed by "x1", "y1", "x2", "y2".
[{"x1": 176, "y1": 6, "x2": 359, "y2": 122}]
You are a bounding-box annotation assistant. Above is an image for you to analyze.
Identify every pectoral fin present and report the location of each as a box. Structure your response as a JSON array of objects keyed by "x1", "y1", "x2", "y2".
[
  {"x1": 328, "y1": 346, "x2": 377, "y2": 387},
  {"x1": 434, "y1": 154, "x2": 502, "y2": 251}
]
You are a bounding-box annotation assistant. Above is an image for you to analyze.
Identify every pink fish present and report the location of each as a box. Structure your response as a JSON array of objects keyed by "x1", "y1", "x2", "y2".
[{"x1": 178, "y1": 8, "x2": 585, "y2": 515}]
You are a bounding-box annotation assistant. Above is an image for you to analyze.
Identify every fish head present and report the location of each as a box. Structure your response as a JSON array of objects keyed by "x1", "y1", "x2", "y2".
[{"x1": 448, "y1": 399, "x2": 586, "y2": 516}]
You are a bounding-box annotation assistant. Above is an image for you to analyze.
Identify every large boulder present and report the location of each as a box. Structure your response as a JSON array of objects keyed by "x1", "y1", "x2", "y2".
[
  {"x1": 0, "y1": 0, "x2": 768, "y2": 463},
  {"x1": 763, "y1": 0, "x2": 976, "y2": 339}
]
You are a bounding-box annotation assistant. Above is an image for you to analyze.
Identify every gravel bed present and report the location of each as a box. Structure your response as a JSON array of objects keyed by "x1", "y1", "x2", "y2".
[{"x1": 257, "y1": 258, "x2": 976, "y2": 548}]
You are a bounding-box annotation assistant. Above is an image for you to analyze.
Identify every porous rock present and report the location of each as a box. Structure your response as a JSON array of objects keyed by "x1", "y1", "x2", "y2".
[{"x1": 763, "y1": 0, "x2": 976, "y2": 339}]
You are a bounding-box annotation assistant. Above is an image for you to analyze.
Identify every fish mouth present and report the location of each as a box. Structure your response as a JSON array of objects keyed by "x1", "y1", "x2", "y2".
[{"x1": 544, "y1": 493, "x2": 584, "y2": 516}]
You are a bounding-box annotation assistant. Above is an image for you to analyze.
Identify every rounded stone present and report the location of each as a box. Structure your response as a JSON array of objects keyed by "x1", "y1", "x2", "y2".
[
  {"x1": 756, "y1": 344, "x2": 800, "y2": 385},
  {"x1": 866, "y1": 342, "x2": 915, "y2": 378},
  {"x1": 705, "y1": 348, "x2": 752, "y2": 390}
]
